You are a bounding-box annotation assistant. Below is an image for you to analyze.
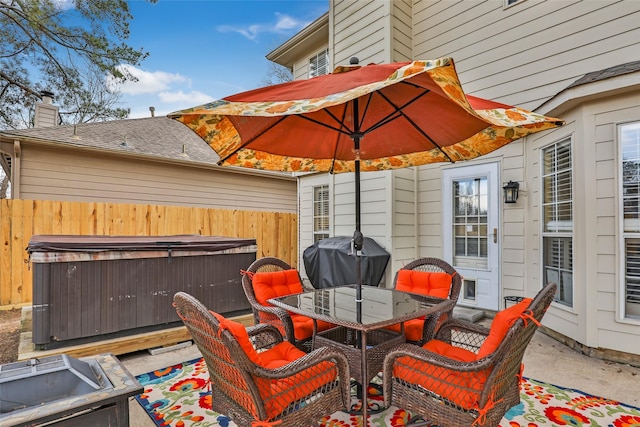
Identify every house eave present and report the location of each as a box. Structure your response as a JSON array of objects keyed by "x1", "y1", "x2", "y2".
[
  {"x1": 266, "y1": 12, "x2": 329, "y2": 69},
  {"x1": 538, "y1": 70, "x2": 640, "y2": 118}
]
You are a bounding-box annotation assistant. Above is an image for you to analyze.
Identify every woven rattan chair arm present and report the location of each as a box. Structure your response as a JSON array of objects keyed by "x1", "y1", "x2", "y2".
[
  {"x1": 252, "y1": 305, "x2": 292, "y2": 321},
  {"x1": 246, "y1": 323, "x2": 284, "y2": 350},
  {"x1": 252, "y1": 305, "x2": 296, "y2": 342}
]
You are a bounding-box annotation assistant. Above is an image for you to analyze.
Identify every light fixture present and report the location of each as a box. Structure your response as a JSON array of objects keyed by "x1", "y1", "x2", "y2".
[{"x1": 503, "y1": 181, "x2": 519, "y2": 204}]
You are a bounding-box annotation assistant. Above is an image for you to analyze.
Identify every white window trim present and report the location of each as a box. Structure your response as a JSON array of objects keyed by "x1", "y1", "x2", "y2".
[
  {"x1": 504, "y1": 0, "x2": 526, "y2": 9},
  {"x1": 540, "y1": 136, "x2": 574, "y2": 310},
  {"x1": 313, "y1": 184, "x2": 330, "y2": 242},
  {"x1": 309, "y1": 48, "x2": 329, "y2": 79},
  {"x1": 617, "y1": 120, "x2": 640, "y2": 324}
]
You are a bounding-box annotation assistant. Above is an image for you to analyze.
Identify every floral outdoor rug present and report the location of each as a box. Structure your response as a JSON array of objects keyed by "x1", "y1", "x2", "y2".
[{"x1": 134, "y1": 357, "x2": 640, "y2": 427}]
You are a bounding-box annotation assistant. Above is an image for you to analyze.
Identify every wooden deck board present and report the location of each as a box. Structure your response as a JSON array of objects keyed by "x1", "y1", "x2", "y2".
[{"x1": 18, "y1": 311, "x2": 253, "y2": 361}]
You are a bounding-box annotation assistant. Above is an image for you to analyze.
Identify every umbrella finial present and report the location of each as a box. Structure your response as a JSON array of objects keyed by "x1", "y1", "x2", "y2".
[{"x1": 350, "y1": 57, "x2": 359, "y2": 65}]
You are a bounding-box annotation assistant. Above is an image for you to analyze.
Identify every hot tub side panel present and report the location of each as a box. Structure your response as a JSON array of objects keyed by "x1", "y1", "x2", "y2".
[{"x1": 32, "y1": 252, "x2": 255, "y2": 347}]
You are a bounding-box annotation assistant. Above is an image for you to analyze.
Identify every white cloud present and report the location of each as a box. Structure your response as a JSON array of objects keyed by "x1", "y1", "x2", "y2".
[
  {"x1": 217, "y1": 13, "x2": 310, "y2": 41},
  {"x1": 274, "y1": 13, "x2": 304, "y2": 31},
  {"x1": 109, "y1": 64, "x2": 189, "y2": 95},
  {"x1": 52, "y1": 0, "x2": 75, "y2": 10},
  {"x1": 158, "y1": 90, "x2": 213, "y2": 105}
]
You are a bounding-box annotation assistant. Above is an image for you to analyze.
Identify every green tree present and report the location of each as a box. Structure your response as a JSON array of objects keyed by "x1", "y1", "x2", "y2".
[{"x1": 0, "y1": 0, "x2": 155, "y2": 129}]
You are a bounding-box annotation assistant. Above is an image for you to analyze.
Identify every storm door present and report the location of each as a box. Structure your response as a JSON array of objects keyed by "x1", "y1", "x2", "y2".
[{"x1": 443, "y1": 163, "x2": 500, "y2": 310}]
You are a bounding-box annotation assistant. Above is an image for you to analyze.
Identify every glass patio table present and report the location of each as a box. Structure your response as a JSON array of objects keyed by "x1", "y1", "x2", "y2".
[{"x1": 269, "y1": 285, "x2": 455, "y2": 425}]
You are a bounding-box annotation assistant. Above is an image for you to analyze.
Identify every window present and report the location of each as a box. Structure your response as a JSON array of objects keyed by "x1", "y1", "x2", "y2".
[
  {"x1": 620, "y1": 121, "x2": 640, "y2": 319},
  {"x1": 542, "y1": 138, "x2": 573, "y2": 307},
  {"x1": 453, "y1": 177, "x2": 488, "y2": 268},
  {"x1": 313, "y1": 185, "x2": 329, "y2": 243},
  {"x1": 309, "y1": 49, "x2": 329, "y2": 78}
]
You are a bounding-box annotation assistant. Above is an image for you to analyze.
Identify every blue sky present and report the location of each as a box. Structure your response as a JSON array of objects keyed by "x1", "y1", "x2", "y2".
[{"x1": 115, "y1": 0, "x2": 328, "y2": 118}]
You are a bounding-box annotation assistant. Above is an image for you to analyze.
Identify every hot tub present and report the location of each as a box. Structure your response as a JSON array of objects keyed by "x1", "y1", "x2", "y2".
[{"x1": 27, "y1": 234, "x2": 257, "y2": 349}]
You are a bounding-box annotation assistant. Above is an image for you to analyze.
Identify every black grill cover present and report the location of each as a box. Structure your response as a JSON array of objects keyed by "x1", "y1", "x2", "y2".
[{"x1": 303, "y1": 236, "x2": 390, "y2": 289}]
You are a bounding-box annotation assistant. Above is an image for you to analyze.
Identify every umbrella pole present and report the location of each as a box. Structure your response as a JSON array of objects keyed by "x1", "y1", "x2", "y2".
[
  {"x1": 352, "y1": 99, "x2": 364, "y2": 309},
  {"x1": 352, "y1": 131, "x2": 368, "y2": 418},
  {"x1": 353, "y1": 131, "x2": 363, "y2": 312}
]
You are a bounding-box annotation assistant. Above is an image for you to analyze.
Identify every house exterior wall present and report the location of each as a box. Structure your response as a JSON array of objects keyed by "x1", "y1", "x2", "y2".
[
  {"x1": 390, "y1": 167, "x2": 418, "y2": 273},
  {"x1": 412, "y1": 0, "x2": 640, "y2": 110},
  {"x1": 526, "y1": 92, "x2": 640, "y2": 356},
  {"x1": 17, "y1": 145, "x2": 297, "y2": 212},
  {"x1": 287, "y1": 0, "x2": 640, "y2": 358},
  {"x1": 331, "y1": 0, "x2": 389, "y2": 65},
  {"x1": 408, "y1": 0, "x2": 640, "y2": 356},
  {"x1": 391, "y1": 0, "x2": 413, "y2": 62},
  {"x1": 297, "y1": 170, "x2": 394, "y2": 287}
]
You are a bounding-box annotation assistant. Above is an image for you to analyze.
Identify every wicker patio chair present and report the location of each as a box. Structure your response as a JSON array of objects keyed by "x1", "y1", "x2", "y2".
[
  {"x1": 386, "y1": 257, "x2": 462, "y2": 345},
  {"x1": 241, "y1": 256, "x2": 334, "y2": 350},
  {"x1": 383, "y1": 282, "x2": 557, "y2": 427},
  {"x1": 173, "y1": 292, "x2": 350, "y2": 427}
]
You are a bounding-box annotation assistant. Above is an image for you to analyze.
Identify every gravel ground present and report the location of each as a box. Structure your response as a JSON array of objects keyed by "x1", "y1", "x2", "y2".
[{"x1": 0, "y1": 308, "x2": 22, "y2": 364}]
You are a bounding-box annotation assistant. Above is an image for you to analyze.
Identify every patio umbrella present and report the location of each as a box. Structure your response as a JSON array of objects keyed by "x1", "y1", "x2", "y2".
[{"x1": 168, "y1": 57, "x2": 564, "y2": 301}]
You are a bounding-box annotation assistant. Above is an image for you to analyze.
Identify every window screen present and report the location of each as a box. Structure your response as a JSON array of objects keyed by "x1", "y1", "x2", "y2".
[
  {"x1": 309, "y1": 49, "x2": 329, "y2": 78},
  {"x1": 621, "y1": 122, "x2": 640, "y2": 319},
  {"x1": 542, "y1": 138, "x2": 573, "y2": 307}
]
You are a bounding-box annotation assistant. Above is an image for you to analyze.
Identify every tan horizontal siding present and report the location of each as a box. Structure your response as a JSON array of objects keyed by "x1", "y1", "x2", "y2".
[
  {"x1": 413, "y1": 0, "x2": 640, "y2": 110},
  {"x1": 333, "y1": 0, "x2": 387, "y2": 65},
  {"x1": 18, "y1": 147, "x2": 296, "y2": 212}
]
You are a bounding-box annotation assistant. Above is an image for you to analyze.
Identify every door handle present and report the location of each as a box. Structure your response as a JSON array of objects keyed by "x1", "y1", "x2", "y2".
[{"x1": 493, "y1": 228, "x2": 498, "y2": 243}]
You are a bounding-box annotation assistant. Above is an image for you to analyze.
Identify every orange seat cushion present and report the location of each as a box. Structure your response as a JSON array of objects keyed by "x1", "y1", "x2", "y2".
[
  {"x1": 393, "y1": 339, "x2": 485, "y2": 408},
  {"x1": 476, "y1": 297, "x2": 532, "y2": 359},
  {"x1": 290, "y1": 314, "x2": 334, "y2": 340},
  {"x1": 423, "y1": 339, "x2": 477, "y2": 362},
  {"x1": 253, "y1": 341, "x2": 338, "y2": 418},
  {"x1": 385, "y1": 318, "x2": 425, "y2": 342},
  {"x1": 258, "y1": 341, "x2": 307, "y2": 369},
  {"x1": 395, "y1": 270, "x2": 452, "y2": 298},
  {"x1": 210, "y1": 310, "x2": 339, "y2": 420},
  {"x1": 252, "y1": 269, "x2": 304, "y2": 306}
]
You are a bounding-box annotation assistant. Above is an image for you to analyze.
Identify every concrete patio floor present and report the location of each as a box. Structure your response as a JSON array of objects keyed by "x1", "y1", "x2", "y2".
[{"x1": 120, "y1": 323, "x2": 640, "y2": 427}]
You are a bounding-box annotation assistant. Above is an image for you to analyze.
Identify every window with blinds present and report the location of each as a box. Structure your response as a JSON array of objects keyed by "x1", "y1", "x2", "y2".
[
  {"x1": 542, "y1": 138, "x2": 573, "y2": 307},
  {"x1": 620, "y1": 122, "x2": 640, "y2": 319},
  {"x1": 309, "y1": 49, "x2": 329, "y2": 78},
  {"x1": 313, "y1": 185, "x2": 329, "y2": 243}
]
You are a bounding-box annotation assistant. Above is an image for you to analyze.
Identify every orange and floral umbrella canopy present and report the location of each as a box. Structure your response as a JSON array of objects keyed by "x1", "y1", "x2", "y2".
[{"x1": 168, "y1": 57, "x2": 564, "y2": 174}]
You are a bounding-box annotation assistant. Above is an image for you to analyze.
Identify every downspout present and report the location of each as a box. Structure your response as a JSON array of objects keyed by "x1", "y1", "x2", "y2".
[{"x1": 12, "y1": 140, "x2": 20, "y2": 199}]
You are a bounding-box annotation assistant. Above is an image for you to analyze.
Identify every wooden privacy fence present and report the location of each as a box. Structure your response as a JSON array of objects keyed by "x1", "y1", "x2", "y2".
[{"x1": 0, "y1": 199, "x2": 298, "y2": 308}]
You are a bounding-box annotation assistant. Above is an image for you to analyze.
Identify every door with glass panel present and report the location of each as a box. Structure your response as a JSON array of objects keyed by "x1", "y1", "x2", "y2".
[{"x1": 443, "y1": 163, "x2": 500, "y2": 310}]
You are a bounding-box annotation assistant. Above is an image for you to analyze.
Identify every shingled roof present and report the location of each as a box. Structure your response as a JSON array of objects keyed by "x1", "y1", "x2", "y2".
[
  {"x1": 566, "y1": 60, "x2": 640, "y2": 89},
  {"x1": 1, "y1": 116, "x2": 220, "y2": 165}
]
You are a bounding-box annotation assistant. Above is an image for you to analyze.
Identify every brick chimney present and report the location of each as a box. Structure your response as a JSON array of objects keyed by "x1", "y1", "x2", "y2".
[{"x1": 34, "y1": 90, "x2": 59, "y2": 128}]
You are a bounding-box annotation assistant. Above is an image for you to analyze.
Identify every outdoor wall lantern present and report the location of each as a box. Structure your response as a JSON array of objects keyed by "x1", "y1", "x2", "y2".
[{"x1": 503, "y1": 181, "x2": 520, "y2": 204}]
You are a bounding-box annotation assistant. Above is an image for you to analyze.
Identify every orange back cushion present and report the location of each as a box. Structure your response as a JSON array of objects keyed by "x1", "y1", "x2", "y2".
[
  {"x1": 252, "y1": 269, "x2": 304, "y2": 306},
  {"x1": 476, "y1": 297, "x2": 532, "y2": 359},
  {"x1": 210, "y1": 311, "x2": 262, "y2": 365},
  {"x1": 395, "y1": 270, "x2": 452, "y2": 298}
]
